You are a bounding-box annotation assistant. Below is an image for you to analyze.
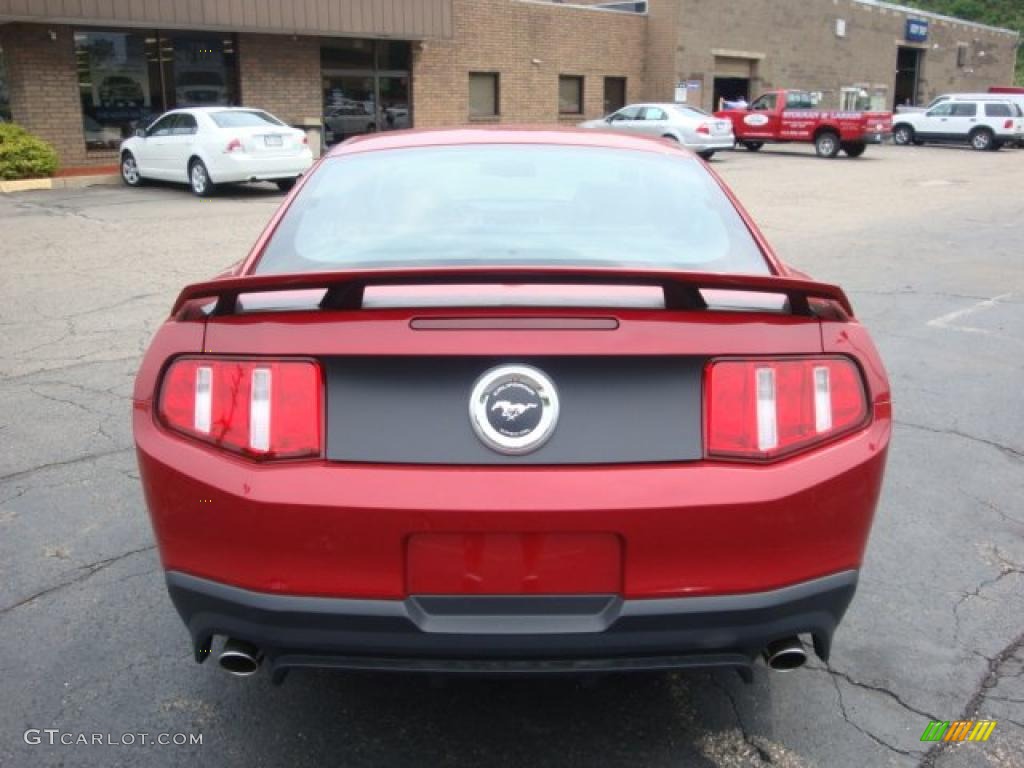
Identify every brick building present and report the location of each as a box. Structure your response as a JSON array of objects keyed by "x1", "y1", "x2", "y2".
[{"x1": 0, "y1": 0, "x2": 1017, "y2": 169}]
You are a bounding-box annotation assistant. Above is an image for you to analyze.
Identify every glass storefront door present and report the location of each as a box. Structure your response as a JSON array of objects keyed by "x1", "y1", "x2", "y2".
[
  {"x1": 321, "y1": 40, "x2": 411, "y2": 146},
  {"x1": 323, "y1": 75, "x2": 376, "y2": 143}
]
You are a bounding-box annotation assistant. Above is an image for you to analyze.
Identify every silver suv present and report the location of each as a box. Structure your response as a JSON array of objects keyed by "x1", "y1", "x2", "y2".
[{"x1": 892, "y1": 99, "x2": 1023, "y2": 151}]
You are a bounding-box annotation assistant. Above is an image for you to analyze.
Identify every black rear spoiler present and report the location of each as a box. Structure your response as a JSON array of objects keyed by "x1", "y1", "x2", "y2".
[{"x1": 171, "y1": 266, "x2": 854, "y2": 318}]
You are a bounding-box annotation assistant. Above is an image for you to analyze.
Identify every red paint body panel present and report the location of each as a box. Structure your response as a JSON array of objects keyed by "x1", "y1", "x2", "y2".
[
  {"x1": 199, "y1": 308, "x2": 824, "y2": 359},
  {"x1": 134, "y1": 403, "x2": 888, "y2": 599},
  {"x1": 406, "y1": 533, "x2": 623, "y2": 595}
]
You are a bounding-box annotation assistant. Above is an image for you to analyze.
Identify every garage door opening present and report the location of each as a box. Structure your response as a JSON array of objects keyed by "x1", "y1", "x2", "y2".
[
  {"x1": 712, "y1": 56, "x2": 755, "y2": 111},
  {"x1": 713, "y1": 77, "x2": 751, "y2": 110},
  {"x1": 895, "y1": 47, "x2": 922, "y2": 108}
]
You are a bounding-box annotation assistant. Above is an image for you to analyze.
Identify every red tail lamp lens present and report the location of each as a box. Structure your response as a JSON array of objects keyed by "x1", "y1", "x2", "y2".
[
  {"x1": 158, "y1": 358, "x2": 321, "y2": 459},
  {"x1": 705, "y1": 358, "x2": 868, "y2": 460}
]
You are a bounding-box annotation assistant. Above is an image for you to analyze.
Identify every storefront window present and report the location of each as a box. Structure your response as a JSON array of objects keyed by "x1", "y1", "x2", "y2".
[
  {"x1": 165, "y1": 33, "x2": 237, "y2": 108},
  {"x1": 75, "y1": 31, "x2": 161, "y2": 148},
  {"x1": 0, "y1": 44, "x2": 11, "y2": 121},
  {"x1": 321, "y1": 40, "x2": 411, "y2": 145},
  {"x1": 75, "y1": 29, "x2": 237, "y2": 150}
]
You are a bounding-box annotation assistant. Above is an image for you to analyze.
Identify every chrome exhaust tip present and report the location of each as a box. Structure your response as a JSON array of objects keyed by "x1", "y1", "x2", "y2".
[
  {"x1": 218, "y1": 638, "x2": 263, "y2": 677},
  {"x1": 762, "y1": 637, "x2": 807, "y2": 671}
]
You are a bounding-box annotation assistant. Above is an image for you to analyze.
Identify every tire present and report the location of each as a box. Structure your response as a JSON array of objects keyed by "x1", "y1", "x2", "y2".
[
  {"x1": 275, "y1": 178, "x2": 296, "y2": 192},
  {"x1": 841, "y1": 142, "x2": 866, "y2": 158},
  {"x1": 969, "y1": 128, "x2": 995, "y2": 152},
  {"x1": 741, "y1": 141, "x2": 764, "y2": 151},
  {"x1": 188, "y1": 159, "x2": 215, "y2": 197},
  {"x1": 697, "y1": 150, "x2": 716, "y2": 160},
  {"x1": 992, "y1": 141, "x2": 1005, "y2": 152},
  {"x1": 893, "y1": 124, "x2": 914, "y2": 146},
  {"x1": 814, "y1": 131, "x2": 841, "y2": 158},
  {"x1": 120, "y1": 152, "x2": 143, "y2": 187}
]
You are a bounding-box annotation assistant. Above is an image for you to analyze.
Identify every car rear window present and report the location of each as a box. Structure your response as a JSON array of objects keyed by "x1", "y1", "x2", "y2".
[
  {"x1": 210, "y1": 110, "x2": 283, "y2": 128},
  {"x1": 256, "y1": 145, "x2": 770, "y2": 275},
  {"x1": 985, "y1": 103, "x2": 1013, "y2": 117}
]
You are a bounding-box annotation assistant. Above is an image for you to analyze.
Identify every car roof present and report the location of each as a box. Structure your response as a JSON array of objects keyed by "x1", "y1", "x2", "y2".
[
  {"x1": 168, "y1": 106, "x2": 272, "y2": 113},
  {"x1": 939, "y1": 93, "x2": 1019, "y2": 101},
  {"x1": 328, "y1": 126, "x2": 698, "y2": 158}
]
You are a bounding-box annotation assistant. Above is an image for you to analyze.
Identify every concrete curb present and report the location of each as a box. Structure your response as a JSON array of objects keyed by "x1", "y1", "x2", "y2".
[{"x1": 0, "y1": 174, "x2": 121, "y2": 194}]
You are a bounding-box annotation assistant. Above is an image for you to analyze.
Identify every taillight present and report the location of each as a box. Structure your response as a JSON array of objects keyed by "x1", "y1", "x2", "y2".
[
  {"x1": 696, "y1": 123, "x2": 711, "y2": 135},
  {"x1": 158, "y1": 358, "x2": 322, "y2": 459},
  {"x1": 705, "y1": 358, "x2": 868, "y2": 461},
  {"x1": 225, "y1": 137, "x2": 243, "y2": 153},
  {"x1": 1004, "y1": 119, "x2": 1014, "y2": 129}
]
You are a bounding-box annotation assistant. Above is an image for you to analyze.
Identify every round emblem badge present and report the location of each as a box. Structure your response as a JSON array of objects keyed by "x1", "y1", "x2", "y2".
[{"x1": 469, "y1": 365, "x2": 559, "y2": 455}]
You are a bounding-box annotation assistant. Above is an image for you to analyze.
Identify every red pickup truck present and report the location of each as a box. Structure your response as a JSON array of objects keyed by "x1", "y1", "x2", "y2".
[{"x1": 716, "y1": 90, "x2": 892, "y2": 158}]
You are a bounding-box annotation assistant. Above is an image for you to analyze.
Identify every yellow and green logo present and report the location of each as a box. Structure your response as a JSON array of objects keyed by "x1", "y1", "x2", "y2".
[{"x1": 920, "y1": 720, "x2": 997, "y2": 742}]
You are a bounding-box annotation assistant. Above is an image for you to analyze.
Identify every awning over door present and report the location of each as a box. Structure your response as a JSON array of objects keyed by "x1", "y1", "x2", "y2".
[{"x1": 0, "y1": 0, "x2": 453, "y2": 39}]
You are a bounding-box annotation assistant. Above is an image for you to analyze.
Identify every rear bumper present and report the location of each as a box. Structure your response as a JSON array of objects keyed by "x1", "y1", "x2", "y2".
[
  {"x1": 206, "y1": 150, "x2": 314, "y2": 183},
  {"x1": 168, "y1": 569, "x2": 858, "y2": 674},
  {"x1": 681, "y1": 137, "x2": 735, "y2": 152}
]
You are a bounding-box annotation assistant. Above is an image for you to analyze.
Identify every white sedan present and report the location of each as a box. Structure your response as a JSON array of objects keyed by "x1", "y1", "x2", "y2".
[
  {"x1": 119, "y1": 107, "x2": 314, "y2": 196},
  {"x1": 579, "y1": 103, "x2": 735, "y2": 160}
]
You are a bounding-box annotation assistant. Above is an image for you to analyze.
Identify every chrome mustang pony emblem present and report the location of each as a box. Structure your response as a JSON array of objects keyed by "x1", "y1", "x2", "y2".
[
  {"x1": 491, "y1": 400, "x2": 538, "y2": 422},
  {"x1": 469, "y1": 365, "x2": 560, "y2": 455}
]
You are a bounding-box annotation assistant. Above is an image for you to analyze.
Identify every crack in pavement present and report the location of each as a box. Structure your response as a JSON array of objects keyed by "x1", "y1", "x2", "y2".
[
  {"x1": 951, "y1": 561, "x2": 1023, "y2": 647},
  {"x1": 958, "y1": 490, "x2": 1024, "y2": 528},
  {"x1": 828, "y1": 674, "x2": 923, "y2": 759},
  {"x1": 918, "y1": 631, "x2": 1024, "y2": 768},
  {"x1": 0, "y1": 448, "x2": 132, "y2": 485},
  {"x1": 709, "y1": 675, "x2": 778, "y2": 766},
  {"x1": 0, "y1": 544, "x2": 156, "y2": 617},
  {"x1": 807, "y1": 664, "x2": 941, "y2": 722},
  {"x1": 895, "y1": 420, "x2": 1024, "y2": 463}
]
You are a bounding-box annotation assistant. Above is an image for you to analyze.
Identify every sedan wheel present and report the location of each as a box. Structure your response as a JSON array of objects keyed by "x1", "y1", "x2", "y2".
[
  {"x1": 189, "y1": 160, "x2": 214, "y2": 197},
  {"x1": 121, "y1": 153, "x2": 142, "y2": 187}
]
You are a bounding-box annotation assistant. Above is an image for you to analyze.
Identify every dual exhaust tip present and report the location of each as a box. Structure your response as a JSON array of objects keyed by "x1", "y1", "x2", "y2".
[{"x1": 215, "y1": 635, "x2": 808, "y2": 677}]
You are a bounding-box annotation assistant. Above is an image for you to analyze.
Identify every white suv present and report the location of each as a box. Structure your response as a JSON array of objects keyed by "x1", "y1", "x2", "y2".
[{"x1": 892, "y1": 99, "x2": 1023, "y2": 151}]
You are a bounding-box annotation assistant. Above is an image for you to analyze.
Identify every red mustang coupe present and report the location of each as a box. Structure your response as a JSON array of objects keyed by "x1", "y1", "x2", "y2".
[{"x1": 133, "y1": 128, "x2": 891, "y2": 683}]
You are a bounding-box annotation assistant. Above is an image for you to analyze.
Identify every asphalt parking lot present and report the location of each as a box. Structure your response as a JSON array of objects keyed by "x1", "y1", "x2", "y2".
[{"x1": 1, "y1": 142, "x2": 1022, "y2": 768}]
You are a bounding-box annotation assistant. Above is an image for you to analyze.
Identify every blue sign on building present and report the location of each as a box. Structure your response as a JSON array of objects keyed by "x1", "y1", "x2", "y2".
[{"x1": 906, "y1": 18, "x2": 929, "y2": 42}]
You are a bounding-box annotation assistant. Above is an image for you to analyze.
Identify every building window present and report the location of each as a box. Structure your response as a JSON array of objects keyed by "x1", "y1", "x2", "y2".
[
  {"x1": 0, "y1": 43, "x2": 11, "y2": 121},
  {"x1": 559, "y1": 75, "x2": 584, "y2": 115},
  {"x1": 74, "y1": 30, "x2": 237, "y2": 150},
  {"x1": 469, "y1": 72, "x2": 499, "y2": 118},
  {"x1": 321, "y1": 40, "x2": 412, "y2": 145},
  {"x1": 957, "y1": 44, "x2": 969, "y2": 68}
]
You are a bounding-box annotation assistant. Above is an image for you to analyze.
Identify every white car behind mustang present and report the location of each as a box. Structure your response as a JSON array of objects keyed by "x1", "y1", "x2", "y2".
[{"x1": 119, "y1": 107, "x2": 314, "y2": 196}]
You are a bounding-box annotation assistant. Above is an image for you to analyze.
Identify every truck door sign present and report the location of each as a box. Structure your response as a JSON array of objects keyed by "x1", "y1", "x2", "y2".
[{"x1": 744, "y1": 114, "x2": 769, "y2": 127}]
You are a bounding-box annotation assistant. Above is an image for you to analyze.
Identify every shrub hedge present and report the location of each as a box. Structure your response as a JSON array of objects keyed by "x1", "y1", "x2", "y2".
[{"x1": 0, "y1": 123, "x2": 59, "y2": 180}]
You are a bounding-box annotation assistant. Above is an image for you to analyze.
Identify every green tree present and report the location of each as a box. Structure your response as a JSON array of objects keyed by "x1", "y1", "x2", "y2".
[{"x1": 905, "y1": 0, "x2": 1024, "y2": 84}]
